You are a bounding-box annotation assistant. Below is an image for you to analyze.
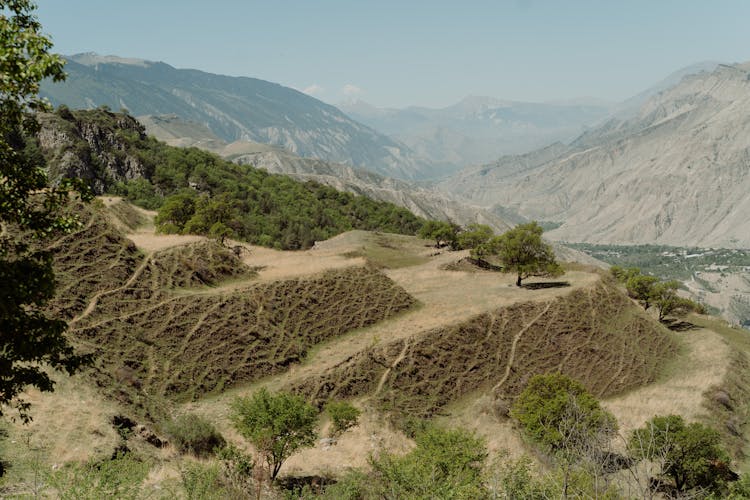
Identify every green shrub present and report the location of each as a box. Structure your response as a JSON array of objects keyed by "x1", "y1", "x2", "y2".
[
  {"x1": 164, "y1": 414, "x2": 226, "y2": 457},
  {"x1": 47, "y1": 452, "x2": 150, "y2": 500},
  {"x1": 325, "y1": 400, "x2": 361, "y2": 436},
  {"x1": 510, "y1": 373, "x2": 617, "y2": 454}
]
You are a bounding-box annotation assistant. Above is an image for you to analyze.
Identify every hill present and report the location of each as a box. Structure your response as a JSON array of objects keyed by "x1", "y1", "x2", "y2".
[
  {"x1": 35, "y1": 108, "x2": 427, "y2": 250},
  {"x1": 3, "y1": 197, "x2": 749, "y2": 497},
  {"x1": 442, "y1": 62, "x2": 750, "y2": 248},
  {"x1": 39, "y1": 53, "x2": 435, "y2": 180},
  {"x1": 138, "y1": 113, "x2": 513, "y2": 234}
]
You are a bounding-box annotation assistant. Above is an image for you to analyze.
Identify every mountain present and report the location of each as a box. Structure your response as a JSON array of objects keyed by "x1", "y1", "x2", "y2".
[
  {"x1": 339, "y1": 96, "x2": 613, "y2": 170},
  {"x1": 39, "y1": 53, "x2": 435, "y2": 180},
  {"x1": 440, "y1": 62, "x2": 750, "y2": 248},
  {"x1": 138, "y1": 114, "x2": 512, "y2": 233}
]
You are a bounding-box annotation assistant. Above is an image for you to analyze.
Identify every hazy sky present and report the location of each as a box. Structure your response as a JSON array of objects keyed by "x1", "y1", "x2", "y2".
[{"x1": 35, "y1": 0, "x2": 750, "y2": 108}]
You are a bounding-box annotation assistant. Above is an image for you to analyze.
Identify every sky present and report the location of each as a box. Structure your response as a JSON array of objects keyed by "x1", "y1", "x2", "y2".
[{"x1": 35, "y1": 0, "x2": 750, "y2": 109}]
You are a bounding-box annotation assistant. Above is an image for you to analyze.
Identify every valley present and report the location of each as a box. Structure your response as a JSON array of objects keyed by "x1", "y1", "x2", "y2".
[
  {"x1": 3, "y1": 198, "x2": 747, "y2": 497},
  {"x1": 3, "y1": 5, "x2": 750, "y2": 495}
]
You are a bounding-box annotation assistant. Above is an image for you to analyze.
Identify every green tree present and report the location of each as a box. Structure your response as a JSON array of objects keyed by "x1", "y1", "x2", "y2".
[
  {"x1": 230, "y1": 388, "x2": 317, "y2": 481},
  {"x1": 0, "y1": 0, "x2": 90, "y2": 422},
  {"x1": 511, "y1": 373, "x2": 617, "y2": 453},
  {"x1": 511, "y1": 374, "x2": 618, "y2": 499},
  {"x1": 492, "y1": 221, "x2": 563, "y2": 286},
  {"x1": 628, "y1": 414, "x2": 733, "y2": 493},
  {"x1": 651, "y1": 280, "x2": 703, "y2": 320},
  {"x1": 418, "y1": 220, "x2": 458, "y2": 248},
  {"x1": 625, "y1": 273, "x2": 659, "y2": 310},
  {"x1": 456, "y1": 223, "x2": 493, "y2": 250},
  {"x1": 324, "y1": 400, "x2": 361, "y2": 437}
]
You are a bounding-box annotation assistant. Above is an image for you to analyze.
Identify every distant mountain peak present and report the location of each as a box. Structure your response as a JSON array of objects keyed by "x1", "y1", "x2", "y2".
[{"x1": 69, "y1": 52, "x2": 154, "y2": 68}]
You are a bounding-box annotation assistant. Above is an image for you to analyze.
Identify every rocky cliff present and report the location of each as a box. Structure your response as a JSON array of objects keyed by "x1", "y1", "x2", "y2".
[{"x1": 443, "y1": 62, "x2": 750, "y2": 248}]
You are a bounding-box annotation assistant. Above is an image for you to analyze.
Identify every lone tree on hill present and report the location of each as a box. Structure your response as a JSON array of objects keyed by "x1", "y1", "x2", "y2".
[
  {"x1": 231, "y1": 388, "x2": 317, "y2": 481},
  {"x1": 0, "y1": 0, "x2": 91, "y2": 422},
  {"x1": 491, "y1": 222, "x2": 563, "y2": 286}
]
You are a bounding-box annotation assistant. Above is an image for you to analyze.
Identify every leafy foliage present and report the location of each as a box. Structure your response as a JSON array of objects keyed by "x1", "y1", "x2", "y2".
[
  {"x1": 418, "y1": 220, "x2": 459, "y2": 248},
  {"x1": 510, "y1": 373, "x2": 617, "y2": 453},
  {"x1": 482, "y1": 221, "x2": 563, "y2": 286},
  {"x1": 322, "y1": 425, "x2": 487, "y2": 499},
  {"x1": 163, "y1": 413, "x2": 226, "y2": 457},
  {"x1": 0, "y1": 0, "x2": 91, "y2": 422},
  {"x1": 616, "y1": 267, "x2": 705, "y2": 319},
  {"x1": 324, "y1": 400, "x2": 361, "y2": 436},
  {"x1": 628, "y1": 414, "x2": 734, "y2": 493},
  {"x1": 455, "y1": 223, "x2": 493, "y2": 251},
  {"x1": 231, "y1": 388, "x2": 317, "y2": 480},
  {"x1": 46, "y1": 452, "x2": 150, "y2": 500}
]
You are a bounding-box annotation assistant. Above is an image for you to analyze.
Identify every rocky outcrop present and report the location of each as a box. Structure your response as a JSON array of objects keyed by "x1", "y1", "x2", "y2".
[{"x1": 37, "y1": 109, "x2": 150, "y2": 193}]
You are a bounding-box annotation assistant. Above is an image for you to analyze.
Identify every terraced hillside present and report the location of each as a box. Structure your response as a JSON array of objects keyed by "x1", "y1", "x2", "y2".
[
  {"x1": 46, "y1": 202, "x2": 416, "y2": 416},
  {"x1": 290, "y1": 275, "x2": 675, "y2": 419}
]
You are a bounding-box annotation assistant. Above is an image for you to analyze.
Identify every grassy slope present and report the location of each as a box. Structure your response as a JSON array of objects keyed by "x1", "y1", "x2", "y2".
[{"x1": 4, "y1": 198, "x2": 747, "y2": 495}]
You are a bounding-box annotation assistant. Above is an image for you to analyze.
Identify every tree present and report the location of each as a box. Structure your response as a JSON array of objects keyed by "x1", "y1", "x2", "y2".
[
  {"x1": 625, "y1": 273, "x2": 659, "y2": 310},
  {"x1": 628, "y1": 415, "x2": 734, "y2": 493},
  {"x1": 230, "y1": 388, "x2": 317, "y2": 481},
  {"x1": 511, "y1": 374, "x2": 617, "y2": 454},
  {"x1": 324, "y1": 400, "x2": 361, "y2": 437},
  {"x1": 0, "y1": 0, "x2": 91, "y2": 422},
  {"x1": 511, "y1": 373, "x2": 618, "y2": 498},
  {"x1": 418, "y1": 220, "x2": 458, "y2": 248},
  {"x1": 455, "y1": 223, "x2": 493, "y2": 250},
  {"x1": 492, "y1": 221, "x2": 563, "y2": 286},
  {"x1": 651, "y1": 280, "x2": 704, "y2": 320}
]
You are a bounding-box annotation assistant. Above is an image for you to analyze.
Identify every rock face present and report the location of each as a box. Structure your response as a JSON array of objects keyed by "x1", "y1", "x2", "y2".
[
  {"x1": 40, "y1": 53, "x2": 434, "y2": 180},
  {"x1": 37, "y1": 110, "x2": 150, "y2": 193},
  {"x1": 442, "y1": 62, "x2": 750, "y2": 248}
]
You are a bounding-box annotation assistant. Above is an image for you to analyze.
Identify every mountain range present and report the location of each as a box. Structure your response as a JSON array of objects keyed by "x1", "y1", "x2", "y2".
[
  {"x1": 40, "y1": 53, "x2": 435, "y2": 180},
  {"x1": 442, "y1": 62, "x2": 750, "y2": 248}
]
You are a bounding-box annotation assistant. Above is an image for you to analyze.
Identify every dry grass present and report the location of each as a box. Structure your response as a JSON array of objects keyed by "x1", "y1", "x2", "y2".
[{"x1": 290, "y1": 275, "x2": 676, "y2": 422}]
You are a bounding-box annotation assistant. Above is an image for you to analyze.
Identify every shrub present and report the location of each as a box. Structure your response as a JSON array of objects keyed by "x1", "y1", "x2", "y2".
[
  {"x1": 231, "y1": 388, "x2": 317, "y2": 480},
  {"x1": 325, "y1": 400, "x2": 361, "y2": 436},
  {"x1": 510, "y1": 373, "x2": 617, "y2": 454},
  {"x1": 164, "y1": 414, "x2": 226, "y2": 457}
]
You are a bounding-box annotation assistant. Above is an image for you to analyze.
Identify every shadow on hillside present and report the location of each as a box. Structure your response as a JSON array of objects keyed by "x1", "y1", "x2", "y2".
[
  {"x1": 661, "y1": 318, "x2": 700, "y2": 332},
  {"x1": 522, "y1": 281, "x2": 571, "y2": 290}
]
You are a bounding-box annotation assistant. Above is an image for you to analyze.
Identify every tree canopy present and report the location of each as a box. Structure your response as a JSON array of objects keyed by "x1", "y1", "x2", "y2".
[
  {"x1": 628, "y1": 414, "x2": 733, "y2": 493},
  {"x1": 230, "y1": 389, "x2": 317, "y2": 481},
  {"x1": 510, "y1": 373, "x2": 617, "y2": 454},
  {"x1": 0, "y1": 0, "x2": 90, "y2": 422},
  {"x1": 487, "y1": 221, "x2": 563, "y2": 286}
]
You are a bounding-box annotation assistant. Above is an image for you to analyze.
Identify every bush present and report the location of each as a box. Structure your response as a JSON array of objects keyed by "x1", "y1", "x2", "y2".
[
  {"x1": 510, "y1": 373, "x2": 617, "y2": 454},
  {"x1": 231, "y1": 388, "x2": 318, "y2": 480},
  {"x1": 325, "y1": 400, "x2": 361, "y2": 436},
  {"x1": 164, "y1": 414, "x2": 226, "y2": 457}
]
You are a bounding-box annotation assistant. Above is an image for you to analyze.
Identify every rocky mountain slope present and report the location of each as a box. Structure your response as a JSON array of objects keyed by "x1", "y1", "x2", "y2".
[
  {"x1": 139, "y1": 114, "x2": 513, "y2": 233},
  {"x1": 340, "y1": 96, "x2": 612, "y2": 171},
  {"x1": 40, "y1": 53, "x2": 435, "y2": 180},
  {"x1": 442, "y1": 62, "x2": 750, "y2": 248}
]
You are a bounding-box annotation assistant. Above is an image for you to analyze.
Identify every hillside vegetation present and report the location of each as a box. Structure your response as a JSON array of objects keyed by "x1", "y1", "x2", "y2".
[
  {"x1": 37, "y1": 108, "x2": 426, "y2": 250},
  {"x1": 44, "y1": 202, "x2": 416, "y2": 420}
]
